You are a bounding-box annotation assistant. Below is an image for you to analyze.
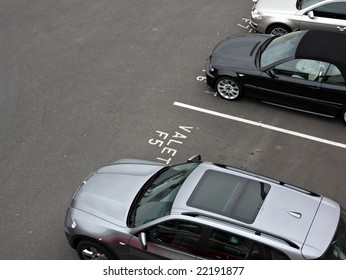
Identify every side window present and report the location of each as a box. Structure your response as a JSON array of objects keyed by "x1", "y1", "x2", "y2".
[
  {"x1": 246, "y1": 243, "x2": 290, "y2": 260},
  {"x1": 200, "y1": 228, "x2": 290, "y2": 260},
  {"x1": 313, "y1": 3, "x2": 346, "y2": 20},
  {"x1": 262, "y1": 245, "x2": 290, "y2": 260},
  {"x1": 202, "y1": 229, "x2": 252, "y2": 260},
  {"x1": 145, "y1": 220, "x2": 204, "y2": 254},
  {"x1": 324, "y1": 64, "x2": 346, "y2": 85},
  {"x1": 274, "y1": 59, "x2": 327, "y2": 81},
  {"x1": 273, "y1": 60, "x2": 298, "y2": 77}
]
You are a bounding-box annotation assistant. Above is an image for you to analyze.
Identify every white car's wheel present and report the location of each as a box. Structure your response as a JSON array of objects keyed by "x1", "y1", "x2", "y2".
[{"x1": 267, "y1": 24, "x2": 291, "y2": 36}]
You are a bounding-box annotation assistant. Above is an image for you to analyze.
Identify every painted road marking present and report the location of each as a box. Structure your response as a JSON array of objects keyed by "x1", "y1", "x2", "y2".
[
  {"x1": 237, "y1": 18, "x2": 256, "y2": 33},
  {"x1": 173, "y1": 101, "x2": 346, "y2": 150},
  {"x1": 149, "y1": 126, "x2": 195, "y2": 164}
]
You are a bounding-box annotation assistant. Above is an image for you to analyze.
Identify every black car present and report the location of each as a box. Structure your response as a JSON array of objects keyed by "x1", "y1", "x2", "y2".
[{"x1": 205, "y1": 30, "x2": 346, "y2": 124}]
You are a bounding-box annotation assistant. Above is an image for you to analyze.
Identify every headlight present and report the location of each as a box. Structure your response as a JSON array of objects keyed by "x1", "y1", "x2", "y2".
[
  {"x1": 71, "y1": 217, "x2": 77, "y2": 229},
  {"x1": 65, "y1": 208, "x2": 77, "y2": 229},
  {"x1": 251, "y1": 9, "x2": 263, "y2": 20}
]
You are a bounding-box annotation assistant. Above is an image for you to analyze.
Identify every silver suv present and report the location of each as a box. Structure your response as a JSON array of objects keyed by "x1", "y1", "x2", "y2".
[
  {"x1": 64, "y1": 156, "x2": 346, "y2": 260},
  {"x1": 250, "y1": 0, "x2": 346, "y2": 36}
]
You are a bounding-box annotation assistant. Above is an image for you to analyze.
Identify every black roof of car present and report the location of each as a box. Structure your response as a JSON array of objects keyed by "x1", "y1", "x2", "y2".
[{"x1": 296, "y1": 30, "x2": 346, "y2": 77}]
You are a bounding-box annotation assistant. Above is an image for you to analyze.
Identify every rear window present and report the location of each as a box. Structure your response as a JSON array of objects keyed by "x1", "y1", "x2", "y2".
[{"x1": 187, "y1": 170, "x2": 270, "y2": 223}]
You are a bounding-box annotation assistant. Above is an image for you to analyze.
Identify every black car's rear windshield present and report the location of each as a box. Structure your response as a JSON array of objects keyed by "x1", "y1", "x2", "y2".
[{"x1": 187, "y1": 170, "x2": 270, "y2": 224}]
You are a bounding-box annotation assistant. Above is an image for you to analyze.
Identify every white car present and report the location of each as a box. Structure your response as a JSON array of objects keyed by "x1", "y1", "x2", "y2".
[{"x1": 250, "y1": 0, "x2": 346, "y2": 35}]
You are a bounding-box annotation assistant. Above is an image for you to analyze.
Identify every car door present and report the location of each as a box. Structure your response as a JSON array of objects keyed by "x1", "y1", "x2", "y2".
[
  {"x1": 195, "y1": 227, "x2": 290, "y2": 260},
  {"x1": 127, "y1": 219, "x2": 205, "y2": 259},
  {"x1": 299, "y1": 2, "x2": 346, "y2": 33},
  {"x1": 318, "y1": 64, "x2": 346, "y2": 116},
  {"x1": 253, "y1": 59, "x2": 326, "y2": 112}
]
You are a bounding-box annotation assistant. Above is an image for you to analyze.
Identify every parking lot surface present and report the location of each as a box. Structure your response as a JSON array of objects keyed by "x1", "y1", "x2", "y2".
[{"x1": 1, "y1": 0, "x2": 346, "y2": 259}]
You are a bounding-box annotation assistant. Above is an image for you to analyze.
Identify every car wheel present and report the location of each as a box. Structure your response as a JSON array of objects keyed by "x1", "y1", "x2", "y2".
[
  {"x1": 216, "y1": 77, "x2": 243, "y2": 100},
  {"x1": 77, "y1": 240, "x2": 116, "y2": 260},
  {"x1": 342, "y1": 109, "x2": 346, "y2": 125},
  {"x1": 267, "y1": 24, "x2": 291, "y2": 36}
]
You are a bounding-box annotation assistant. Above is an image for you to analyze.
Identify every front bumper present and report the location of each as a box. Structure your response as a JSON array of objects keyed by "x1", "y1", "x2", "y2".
[
  {"x1": 64, "y1": 207, "x2": 76, "y2": 248},
  {"x1": 205, "y1": 57, "x2": 216, "y2": 88},
  {"x1": 249, "y1": 20, "x2": 259, "y2": 31},
  {"x1": 250, "y1": 11, "x2": 265, "y2": 33}
]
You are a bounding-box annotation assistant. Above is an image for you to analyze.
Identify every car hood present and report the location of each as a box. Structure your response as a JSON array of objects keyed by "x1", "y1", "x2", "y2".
[
  {"x1": 254, "y1": 0, "x2": 297, "y2": 14},
  {"x1": 210, "y1": 33, "x2": 270, "y2": 70},
  {"x1": 71, "y1": 159, "x2": 165, "y2": 227}
]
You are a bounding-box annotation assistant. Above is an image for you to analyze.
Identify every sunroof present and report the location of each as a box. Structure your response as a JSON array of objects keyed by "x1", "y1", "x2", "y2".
[{"x1": 187, "y1": 170, "x2": 271, "y2": 223}]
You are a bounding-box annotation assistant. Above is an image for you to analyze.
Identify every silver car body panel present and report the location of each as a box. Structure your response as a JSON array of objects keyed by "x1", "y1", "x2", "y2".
[
  {"x1": 72, "y1": 159, "x2": 165, "y2": 227},
  {"x1": 302, "y1": 197, "x2": 340, "y2": 259},
  {"x1": 172, "y1": 162, "x2": 334, "y2": 255},
  {"x1": 251, "y1": 0, "x2": 346, "y2": 34},
  {"x1": 65, "y1": 158, "x2": 343, "y2": 259}
]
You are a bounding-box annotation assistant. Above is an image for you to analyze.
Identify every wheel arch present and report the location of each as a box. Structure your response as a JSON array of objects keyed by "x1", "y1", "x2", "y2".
[
  {"x1": 71, "y1": 234, "x2": 95, "y2": 249},
  {"x1": 341, "y1": 107, "x2": 346, "y2": 125},
  {"x1": 71, "y1": 235, "x2": 116, "y2": 255},
  {"x1": 216, "y1": 70, "x2": 239, "y2": 80},
  {"x1": 74, "y1": 237, "x2": 120, "y2": 259},
  {"x1": 265, "y1": 22, "x2": 292, "y2": 34}
]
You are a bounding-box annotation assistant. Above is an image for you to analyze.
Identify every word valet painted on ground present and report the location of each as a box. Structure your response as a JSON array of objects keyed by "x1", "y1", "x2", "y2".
[{"x1": 149, "y1": 126, "x2": 194, "y2": 164}]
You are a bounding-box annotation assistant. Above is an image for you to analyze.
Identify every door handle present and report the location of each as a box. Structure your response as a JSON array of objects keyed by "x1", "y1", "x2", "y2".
[{"x1": 308, "y1": 86, "x2": 320, "y2": 90}]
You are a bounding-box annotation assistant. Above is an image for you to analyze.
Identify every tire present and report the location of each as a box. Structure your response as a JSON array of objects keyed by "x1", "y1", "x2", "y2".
[
  {"x1": 342, "y1": 109, "x2": 346, "y2": 125},
  {"x1": 77, "y1": 240, "x2": 116, "y2": 260},
  {"x1": 216, "y1": 77, "x2": 243, "y2": 101},
  {"x1": 267, "y1": 24, "x2": 291, "y2": 36}
]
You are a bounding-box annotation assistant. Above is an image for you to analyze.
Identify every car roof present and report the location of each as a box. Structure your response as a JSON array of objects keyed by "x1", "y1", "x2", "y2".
[
  {"x1": 171, "y1": 161, "x2": 340, "y2": 257},
  {"x1": 296, "y1": 30, "x2": 346, "y2": 77}
]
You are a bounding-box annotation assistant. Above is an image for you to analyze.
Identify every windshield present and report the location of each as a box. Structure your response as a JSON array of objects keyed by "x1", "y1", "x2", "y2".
[
  {"x1": 260, "y1": 31, "x2": 305, "y2": 69},
  {"x1": 323, "y1": 207, "x2": 346, "y2": 259},
  {"x1": 297, "y1": 0, "x2": 323, "y2": 10},
  {"x1": 128, "y1": 162, "x2": 199, "y2": 227}
]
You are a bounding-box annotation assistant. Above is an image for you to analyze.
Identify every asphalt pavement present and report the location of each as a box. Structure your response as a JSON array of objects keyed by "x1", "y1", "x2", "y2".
[{"x1": 1, "y1": 0, "x2": 346, "y2": 259}]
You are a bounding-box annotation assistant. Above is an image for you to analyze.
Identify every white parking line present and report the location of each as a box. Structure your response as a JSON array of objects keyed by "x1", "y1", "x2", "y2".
[{"x1": 173, "y1": 101, "x2": 346, "y2": 149}]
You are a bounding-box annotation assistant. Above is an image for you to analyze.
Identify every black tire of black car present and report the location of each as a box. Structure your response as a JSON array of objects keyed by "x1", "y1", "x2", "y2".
[
  {"x1": 267, "y1": 24, "x2": 291, "y2": 36},
  {"x1": 216, "y1": 76, "x2": 243, "y2": 101},
  {"x1": 77, "y1": 240, "x2": 116, "y2": 260},
  {"x1": 342, "y1": 109, "x2": 346, "y2": 125}
]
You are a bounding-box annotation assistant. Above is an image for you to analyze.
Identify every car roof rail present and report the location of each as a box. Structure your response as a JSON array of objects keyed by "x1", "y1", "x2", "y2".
[
  {"x1": 280, "y1": 183, "x2": 321, "y2": 197},
  {"x1": 182, "y1": 212, "x2": 300, "y2": 250}
]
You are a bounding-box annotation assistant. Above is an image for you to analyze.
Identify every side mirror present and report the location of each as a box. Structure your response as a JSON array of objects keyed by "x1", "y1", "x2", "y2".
[
  {"x1": 307, "y1": 11, "x2": 314, "y2": 19},
  {"x1": 187, "y1": 155, "x2": 201, "y2": 163},
  {"x1": 139, "y1": 232, "x2": 147, "y2": 250},
  {"x1": 266, "y1": 69, "x2": 277, "y2": 79}
]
